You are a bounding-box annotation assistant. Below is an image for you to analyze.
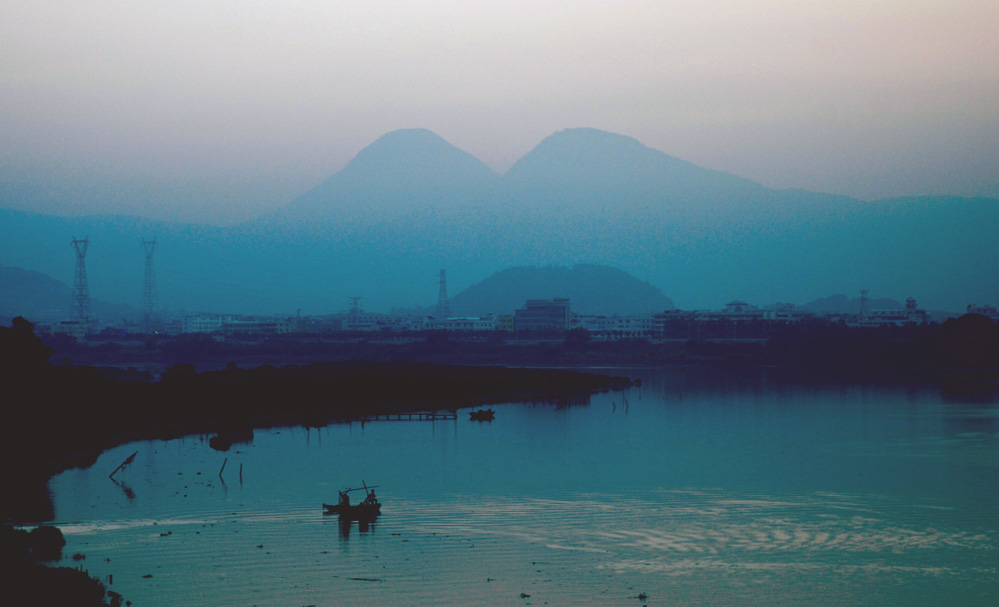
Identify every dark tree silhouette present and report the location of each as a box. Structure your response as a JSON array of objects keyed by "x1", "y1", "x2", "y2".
[
  {"x1": 0, "y1": 316, "x2": 53, "y2": 372},
  {"x1": 934, "y1": 314, "x2": 998, "y2": 366}
]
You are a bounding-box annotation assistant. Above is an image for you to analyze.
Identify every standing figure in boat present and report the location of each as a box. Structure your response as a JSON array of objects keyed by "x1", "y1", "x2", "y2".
[{"x1": 323, "y1": 483, "x2": 381, "y2": 519}]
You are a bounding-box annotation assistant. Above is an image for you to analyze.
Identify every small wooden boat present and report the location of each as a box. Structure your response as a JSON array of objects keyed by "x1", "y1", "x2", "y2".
[
  {"x1": 323, "y1": 483, "x2": 381, "y2": 519},
  {"x1": 469, "y1": 409, "x2": 495, "y2": 421}
]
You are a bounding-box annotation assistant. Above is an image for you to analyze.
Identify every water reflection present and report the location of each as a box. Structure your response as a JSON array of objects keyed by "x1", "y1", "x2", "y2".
[
  {"x1": 334, "y1": 515, "x2": 378, "y2": 539},
  {"x1": 110, "y1": 478, "x2": 135, "y2": 500},
  {"x1": 47, "y1": 367, "x2": 999, "y2": 607}
]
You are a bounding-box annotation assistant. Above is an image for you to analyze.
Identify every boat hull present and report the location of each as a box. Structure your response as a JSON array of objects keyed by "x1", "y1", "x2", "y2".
[{"x1": 322, "y1": 503, "x2": 381, "y2": 519}]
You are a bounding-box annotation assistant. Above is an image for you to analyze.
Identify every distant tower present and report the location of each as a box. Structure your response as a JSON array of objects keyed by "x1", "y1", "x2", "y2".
[
  {"x1": 436, "y1": 270, "x2": 450, "y2": 320},
  {"x1": 348, "y1": 297, "x2": 363, "y2": 316},
  {"x1": 141, "y1": 238, "x2": 158, "y2": 331},
  {"x1": 859, "y1": 288, "x2": 869, "y2": 319},
  {"x1": 71, "y1": 236, "x2": 91, "y2": 324}
]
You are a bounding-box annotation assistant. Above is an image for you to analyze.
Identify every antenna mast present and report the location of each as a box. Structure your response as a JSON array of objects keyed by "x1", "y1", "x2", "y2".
[
  {"x1": 71, "y1": 236, "x2": 91, "y2": 325},
  {"x1": 141, "y1": 238, "x2": 158, "y2": 331},
  {"x1": 436, "y1": 269, "x2": 450, "y2": 319},
  {"x1": 348, "y1": 297, "x2": 363, "y2": 315}
]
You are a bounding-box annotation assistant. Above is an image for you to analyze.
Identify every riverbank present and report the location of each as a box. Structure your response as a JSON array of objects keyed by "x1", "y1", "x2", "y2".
[{"x1": 2, "y1": 358, "x2": 633, "y2": 523}]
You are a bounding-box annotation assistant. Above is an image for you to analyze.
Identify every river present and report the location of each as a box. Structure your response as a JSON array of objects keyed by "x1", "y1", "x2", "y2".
[{"x1": 47, "y1": 367, "x2": 999, "y2": 606}]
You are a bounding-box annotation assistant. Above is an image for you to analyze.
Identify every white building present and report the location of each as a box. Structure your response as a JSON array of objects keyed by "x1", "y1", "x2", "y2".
[
  {"x1": 182, "y1": 316, "x2": 223, "y2": 334},
  {"x1": 850, "y1": 297, "x2": 930, "y2": 327},
  {"x1": 224, "y1": 318, "x2": 293, "y2": 335},
  {"x1": 181, "y1": 315, "x2": 293, "y2": 335},
  {"x1": 435, "y1": 317, "x2": 499, "y2": 332},
  {"x1": 572, "y1": 314, "x2": 656, "y2": 339},
  {"x1": 763, "y1": 303, "x2": 814, "y2": 323}
]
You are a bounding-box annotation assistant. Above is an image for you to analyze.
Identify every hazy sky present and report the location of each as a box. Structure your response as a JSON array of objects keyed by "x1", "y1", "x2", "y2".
[{"x1": 2, "y1": 1, "x2": 997, "y2": 224}]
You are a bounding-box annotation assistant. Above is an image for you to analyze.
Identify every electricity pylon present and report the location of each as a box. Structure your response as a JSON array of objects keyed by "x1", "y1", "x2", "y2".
[
  {"x1": 71, "y1": 236, "x2": 91, "y2": 324},
  {"x1": 436, "y1": 270, "x2": 450, "y2": 320},
  {"x1": 141, "y1": 238, "x2": 158, "y2": 332}
]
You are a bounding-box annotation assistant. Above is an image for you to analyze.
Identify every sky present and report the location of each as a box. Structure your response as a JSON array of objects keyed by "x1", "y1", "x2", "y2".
[{"x1": 2, "y1": 1, "x2": 998, "y2": 224}]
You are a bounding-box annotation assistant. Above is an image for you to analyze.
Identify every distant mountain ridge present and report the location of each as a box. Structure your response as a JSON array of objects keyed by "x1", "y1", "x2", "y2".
[
  {"x1": 0, "y1": 264, "x2": 140, "y2": 323},
  {"x1": 2, "y1": 128, "x2": 997, "y2": 316}
]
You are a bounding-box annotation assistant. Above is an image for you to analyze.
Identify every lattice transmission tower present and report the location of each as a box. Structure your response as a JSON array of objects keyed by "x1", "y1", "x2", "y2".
[
  {"x1": 348, "y1": 297, "x2": 363, "y2": 316},
  {"x1": 436, "y1": 270, "x2": 450, "y2": 320},
  {"x1": 141, "y1": 238, "x2": 158, "y2": 331},
  {"x1": 71, "y1": 236, "x2": 91, "y2": 324}
]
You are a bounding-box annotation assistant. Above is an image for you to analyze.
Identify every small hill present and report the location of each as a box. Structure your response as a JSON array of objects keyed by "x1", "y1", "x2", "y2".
[
  {"x1": 0, "y1": 264, "x2": 140, "y2": 324},
  {"x1": 0, "y1": 265, "x2": 71, "y2": 322},
  {"x1": 447, "y1": 264, "x2": 673, "y2": 317}
]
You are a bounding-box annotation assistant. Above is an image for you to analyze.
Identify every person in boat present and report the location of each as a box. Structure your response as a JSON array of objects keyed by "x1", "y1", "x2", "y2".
[{"x1": 338, "y1": 490, "x2": 350, "y2": 507}]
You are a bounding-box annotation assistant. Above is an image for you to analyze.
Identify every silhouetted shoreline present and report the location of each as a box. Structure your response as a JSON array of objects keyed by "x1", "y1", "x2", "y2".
[
  {"x1": 2, "y1": 317, "x2": 636, "y2": 523},
  {"x1": 39, "y1": 312, "x2": 999, "y2": 373}
]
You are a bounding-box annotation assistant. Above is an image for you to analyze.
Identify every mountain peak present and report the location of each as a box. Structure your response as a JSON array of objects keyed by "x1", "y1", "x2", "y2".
[
  {"x1": 271, "y1": 129, "x2": 498, "y2": 225},
  {"x1": 504, "y1": 127, "x2": 768, "y2": 205},
  {"x1": 533, "y1": 128, "x2": 656, "y2": 155},
  {"x1": 358, "y1": 128, "x2": 455, "y2": 155},
  {"x1": 340, "y1": 128, "x2": 497, "y2": 184},
  {"x1": 504, "y1": 128, "x2": 687, "y2": 188}
]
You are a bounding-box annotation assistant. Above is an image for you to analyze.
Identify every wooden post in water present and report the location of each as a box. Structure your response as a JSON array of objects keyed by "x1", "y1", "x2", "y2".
[
  {"x1": 109, "y1": 451, "x2": 138, "y2": 479},
  {"x1": 219, "y1": 457, "x2": 228, "y2": 479}
]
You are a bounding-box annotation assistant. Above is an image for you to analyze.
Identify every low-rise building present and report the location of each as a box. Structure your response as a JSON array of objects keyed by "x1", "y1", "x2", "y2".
[
  {"x1": 850, "y1": 297, "x2": 930, "y2": 327},
  {"x1": 182, "y1": 316, "x2": 223, "y2": 334},
  {"x1": 49, "y1": 319, "x2": 90, "y2": 342},
  {"x1": 424, "y1": 317, "x2": 499, "y2": 332},
  {"x1": 181, "y1": 315, "x2": 293, "y2": 335},
  {"x1": 224, "y1": 318, "x2": 293, "y2": 335},
  {"x1": 515, "y1": 298, "x2": 571, "y2": 333},
  {"x1": 763, "y1": 303, "x2": 814, "y2": 323},
  {"x1": 573, "y1": 314, "x2": 656, "y2": 340},
  {"x1": 967, "y1": 304, "x2": 999, "y2": 322}
]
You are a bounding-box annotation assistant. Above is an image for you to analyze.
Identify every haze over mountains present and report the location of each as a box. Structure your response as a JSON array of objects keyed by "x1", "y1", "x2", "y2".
[{"x1": 1, "y1": 128, "x2": 996, "y2": 317}]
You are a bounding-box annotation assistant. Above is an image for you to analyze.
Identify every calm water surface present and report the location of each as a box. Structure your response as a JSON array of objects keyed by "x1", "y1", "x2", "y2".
[{"x1": 49, "y1": 367, "x2": 999, "y2": 606}]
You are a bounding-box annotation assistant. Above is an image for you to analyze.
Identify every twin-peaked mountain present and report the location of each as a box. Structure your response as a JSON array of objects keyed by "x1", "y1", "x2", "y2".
[
  {"x1": 1, "y1": 128, "x2": 997, "y2": 315},
  {"x1": 271, "y1": 128, "x2": 776, "y2": 230}
]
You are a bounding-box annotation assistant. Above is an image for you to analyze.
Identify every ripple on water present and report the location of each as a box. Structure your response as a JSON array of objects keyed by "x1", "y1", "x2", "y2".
[{"x1": 55, "y1": 488, "x2": 998, "y2": 607}]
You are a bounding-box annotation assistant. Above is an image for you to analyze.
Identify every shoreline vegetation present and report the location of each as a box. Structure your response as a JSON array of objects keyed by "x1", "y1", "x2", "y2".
[
  {"x1": 2, "y1": 317, "x2": 635, "y2": 524},
  {"x1": 2, "y1": 314, "x2": 997, "y2": 606}
]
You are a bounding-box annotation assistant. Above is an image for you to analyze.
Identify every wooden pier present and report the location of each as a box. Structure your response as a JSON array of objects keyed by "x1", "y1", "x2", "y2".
[{"x1": 355, "y1": 412, "x2": 458, "y2": 422}]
